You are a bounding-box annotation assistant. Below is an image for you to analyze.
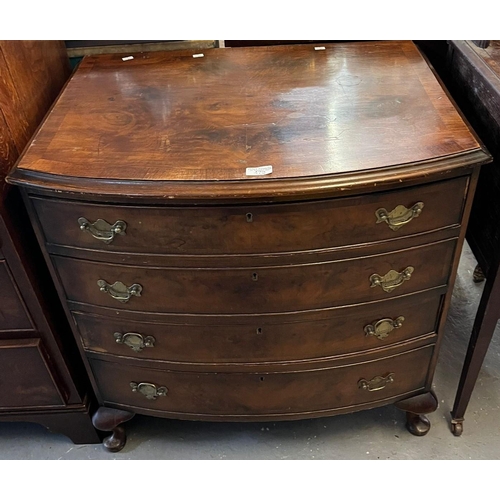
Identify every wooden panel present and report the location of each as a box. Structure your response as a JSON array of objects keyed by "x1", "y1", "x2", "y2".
[
  {"x1": 0, "y1": 339, "x2": 65, "y2": 408},
  {"x1": 9, "y1": 41, "x2": 485, "y2": 200},
  {"x1": 89, "y1": 344, "x2": 433, "y2": 417},
  {"x1": 54, "y1": 239, "x2": 456, "y2": 314},
  {"x1": 75, "y1": 289, "x2": 442, "y2": 366},
  {"x1": 33, "y1": 176, "x2": 468, "y2": 257},
  {"x1": 0, "y1": 46, "x2": 30, "y2": 158},
  {"x1": 0, "y1": 41, "x2": 69, "y2": 155},
  {"x1": 0, "y1": 109, "x2": 19, "y2": 173},
  {"x1": 0, "y1": 260, "x2": 32, "y2": 331},
  {"x1": 65, "y1": 40, "x2": 217, "y2": 58}
]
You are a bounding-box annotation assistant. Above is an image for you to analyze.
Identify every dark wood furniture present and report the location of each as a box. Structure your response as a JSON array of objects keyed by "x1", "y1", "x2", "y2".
[
  {"x1": 7, "y1": 41, "x2": 490, "y2": 451},
  {"x1": 444, "y1": 40, "x2": 500, "y2": 436},
  {"x1": 0, "y1": 41, "x2": 100, "y2": 444}
]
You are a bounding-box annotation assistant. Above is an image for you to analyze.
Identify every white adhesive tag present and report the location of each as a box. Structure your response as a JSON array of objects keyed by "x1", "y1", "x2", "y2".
[
  {"x1": 122, "y1": 56, "x2": 134, "y2": 61},
  {"x1": 192, "y1": 53, "x2": 204, "y2": 58},
  {"x1": 246, "y1": 165, "x2": 273, "y2": 176},
  {"x1": 314, "y1": 46, "x2": 326, "y2": 51}
]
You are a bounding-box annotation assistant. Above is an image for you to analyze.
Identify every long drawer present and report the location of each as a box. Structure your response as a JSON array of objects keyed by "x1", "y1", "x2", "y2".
[
  {"x1": 33, "y1": 176, "x2": 468, "y2": 256},
  {"x1": 75, "y1": 289, "x2": 442, "y2": 365},
  {"x1": 54, "y1": 239, "x2": 456, "y2": 314},
  {"x1": 89, "y1": 344, "x2": 433, "y2": 418}
]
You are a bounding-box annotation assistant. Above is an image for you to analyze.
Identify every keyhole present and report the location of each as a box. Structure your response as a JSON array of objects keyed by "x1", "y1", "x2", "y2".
[
  {"x1": 260, "y1": 376, "x2": 265, "y2": 382},
  {"x1": 252, "y1": 272, "x2": 258, "y2": 281},
  {"x1": 256, "y1": 327, "x2": 263, "y2": 335},
  {"x1": 246, "y1": 213, "x2": 253, "y2": 222}
]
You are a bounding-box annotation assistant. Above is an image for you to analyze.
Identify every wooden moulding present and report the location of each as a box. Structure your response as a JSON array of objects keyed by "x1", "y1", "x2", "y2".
[{"x1": 6, "y1": 41, "x2": 491, "y2": 202}]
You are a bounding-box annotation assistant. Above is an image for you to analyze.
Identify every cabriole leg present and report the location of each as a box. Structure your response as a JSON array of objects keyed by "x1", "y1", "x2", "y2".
[
  {"x1": 394, "y1": 391, "x2": 438, "y2": 437},
  {"x1": 92, "y1": 407, "x2": 135, "y2": 452}
]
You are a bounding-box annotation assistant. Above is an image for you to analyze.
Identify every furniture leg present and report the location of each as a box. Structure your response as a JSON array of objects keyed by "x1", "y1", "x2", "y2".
[
  {"x1": 473, "y1": 264, "x2": 486, "y2": 283},
  {"x1": 394, "y1": 391, "x2": 438, "y2": 436},
  {"x1": 92, "y1": 407, "x2": 135, "y2": 452},
  {"x1": 451, "y1": 259, "x2": 500, "y2": 436}
]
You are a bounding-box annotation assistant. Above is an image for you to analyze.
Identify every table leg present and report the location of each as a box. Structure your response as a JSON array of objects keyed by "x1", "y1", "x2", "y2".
[{"x1": 451, "y1": 260, "x2": 500, "y2": 435}]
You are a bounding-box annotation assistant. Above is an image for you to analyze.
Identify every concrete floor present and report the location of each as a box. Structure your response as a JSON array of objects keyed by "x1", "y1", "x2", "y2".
[{"x1": 1, "y1": 242, "x2": 499, "y2": 460}]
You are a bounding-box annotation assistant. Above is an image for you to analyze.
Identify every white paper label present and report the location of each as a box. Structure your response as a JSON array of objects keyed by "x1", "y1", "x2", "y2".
[
  {"x1": 314, "y1": 47, "x2": 326, "y2": 51},
  {"x1": 246, "y1": 165, "x2": 273, "y2": 176},
  {"x1": 122, "y1": 56, "x2": 134, "y2": 61},
  {"x1": 192, "y1": 53, "x2": 204, "y2": 58}
]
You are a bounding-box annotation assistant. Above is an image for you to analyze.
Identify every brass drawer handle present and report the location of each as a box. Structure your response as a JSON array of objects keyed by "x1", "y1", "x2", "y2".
[
  {"x1": 364, "y1": 316, "x2": 405, "y2": 340},
  {"x1": 375, "y1": 202, "x2": 424, "y2": 231},
  {"x1": 358, "y1": 373, "x2": 394, "y2": 392},
  {"x1": 78, "y1": 217, "x2": 127, "y2": 244},
  {"x1": 130, "y1": 382, "x2": 168, "y2": 400},
  {"x1": 97, "y1": 280, "x2": 142, "y2": 303},
  {"x1": 114, "y1": 332, "x2": 155, "y2": 352},
  {"x1": 370, "y1": 266, "x2": 414, "y2": 293}
]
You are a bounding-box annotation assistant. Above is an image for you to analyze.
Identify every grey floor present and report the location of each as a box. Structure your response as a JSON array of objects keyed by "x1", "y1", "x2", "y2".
[{"x1": 1, "y1": 242, "x2": 499, "y2": 460}]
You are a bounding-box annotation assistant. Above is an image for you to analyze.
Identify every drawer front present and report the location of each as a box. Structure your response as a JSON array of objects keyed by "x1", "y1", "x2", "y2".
[
  {"x1": 0, "y1": 339, "x2": 65, "y2": 408},
  {"x1": 89, "y1": 344, "x2": 433, "y2": 417},
  {"x1": 54, "y1": 239, "x2": 456, "y2": 314},
  {"x1": 0, "y1": 260, "x2": 32, "y2": 331},
  {"x1": 33, "y1": 176, "x2": 467, "y2": 256},
  {"x1": 75, "y1": 290, "x2": 442, "y2": 364}
]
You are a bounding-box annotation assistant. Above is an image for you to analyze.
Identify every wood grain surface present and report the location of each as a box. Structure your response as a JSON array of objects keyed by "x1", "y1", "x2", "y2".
[
  {"x1": 53, "y1": 238, "x2": 457, "y2": 314},
  {"x1": 0, "y1": 40, "x2": 69, "y2": 175},
  {"x1": 74, "y1": 288, "x2": 442, "y2": 367},
  {"x1": 8, "y1": 41, "x2": 488, "y2": 199},
  {"x1": 32, "y1": 175, "x2": 468, "y2": 257},
  {"x1": 89, "y1": 344, "x2": 433, "y2": 418}
]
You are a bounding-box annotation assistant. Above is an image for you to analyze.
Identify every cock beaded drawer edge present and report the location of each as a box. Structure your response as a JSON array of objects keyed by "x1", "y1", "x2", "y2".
[{"x1": 7, "y1": 41, "x2": 491, "y2": 452}]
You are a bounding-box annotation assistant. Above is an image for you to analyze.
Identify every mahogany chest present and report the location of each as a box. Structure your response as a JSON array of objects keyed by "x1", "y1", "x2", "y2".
[{"x1": 7, "y1": 41, "x2": 491, "y2": 451}]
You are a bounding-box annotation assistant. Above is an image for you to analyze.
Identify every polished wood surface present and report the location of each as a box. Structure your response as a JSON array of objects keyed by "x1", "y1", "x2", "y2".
[
  {"x1": 7, "y1": 41, "x2": 491, "y2": 449},
  {"x1": 54, "y1": 238, "x2": 456, "y2": 314},
  {"x1": 32, "y1": 175, "x2": 468, "y2": 257},
  {"x1": 0, "y1": 41, "x2": 69, "y2": 166},
  {"x1": 75, "y1": 289, "x2": 442, "y2": 366},
  {"x1": 0, "y1": 41, "x2": 99, "y2": 443},
  {"x1": 9, "y1": 41, "x2": 486, "y2": 200},
  {"x1": 90, "y1": 344, "x2": 433, "y2": 418}
]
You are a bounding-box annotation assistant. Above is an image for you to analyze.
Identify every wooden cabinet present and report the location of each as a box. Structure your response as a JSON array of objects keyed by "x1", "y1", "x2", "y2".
[
  {"x1": 7, "y1": 41, "x2": 491, "y2": 451},
  {"x1": 0, "y1": 41, "x2": 99, "y2": 444}
]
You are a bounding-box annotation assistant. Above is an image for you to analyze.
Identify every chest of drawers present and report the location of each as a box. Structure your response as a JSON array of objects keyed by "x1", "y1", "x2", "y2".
[{"x1": 7, "y1": 41, "x2": 491, "y2": 451}]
